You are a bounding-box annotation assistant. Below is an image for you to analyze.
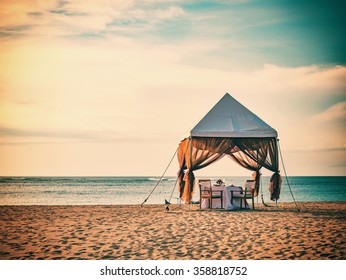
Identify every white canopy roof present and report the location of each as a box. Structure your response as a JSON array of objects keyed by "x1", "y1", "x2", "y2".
[{"x1": 190, "y1": 93, "x2": 278, "y2": 138}]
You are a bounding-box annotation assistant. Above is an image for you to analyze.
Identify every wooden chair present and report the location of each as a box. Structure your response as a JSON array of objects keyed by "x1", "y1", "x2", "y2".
[
  {"x1": 198, "y1": 179, "x2": 224, "y2": 209},
  {"x1": 232, "y1": 180, "x2": 255, "y2": 209}
]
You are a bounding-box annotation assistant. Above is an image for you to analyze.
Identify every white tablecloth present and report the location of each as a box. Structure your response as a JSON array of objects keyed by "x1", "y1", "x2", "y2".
[{"x1": 200, "y1": 185, "x2": 249, "y2": 210}]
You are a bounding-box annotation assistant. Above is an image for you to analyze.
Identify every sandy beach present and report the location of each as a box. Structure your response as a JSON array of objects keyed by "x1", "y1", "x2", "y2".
[{"x1": 0, "y1": 202, "x2": 345, "y2": 260}]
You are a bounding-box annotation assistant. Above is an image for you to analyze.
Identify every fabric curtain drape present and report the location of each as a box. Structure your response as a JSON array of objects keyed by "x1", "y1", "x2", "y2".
[
  {"x1": 226, "y1": 138, "x2": 278, "y2": 197},
  {"x1": 183, "y1": 138, "x2": 235, "y2": 201},
  {"x1": 231, "y1": 138, "x2": 277, "y2": 172},
  {"x1": 269, "y1": 172, "x2": 282, "y2": 201},
  {"x1": 177, "y1": 138, "x2": 234, "y2": 202},
  {"x1": 177, "y1": 137, "x2": 280, "y2": 203},
  {"x1": 177, "y1": 139, "x2": 189, "y2": 199},
  {"x1": 226, "y1": 151, "x2": 262, "y2": 196}
]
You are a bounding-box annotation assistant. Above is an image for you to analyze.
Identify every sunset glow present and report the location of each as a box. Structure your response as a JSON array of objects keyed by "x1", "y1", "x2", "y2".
[{"x1": 0, "y1": 0, "x2": 345, "y2": 176}]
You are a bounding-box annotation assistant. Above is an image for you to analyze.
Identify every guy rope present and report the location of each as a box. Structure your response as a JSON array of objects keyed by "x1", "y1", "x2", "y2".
[
  {"x1": 259, "y1": 140, "x2": 300, "y2": 212},
  {"x1": 140, "y1": 148, "x2": 178, "y2": 207},
  {"x1": 278, "y1": 140, "x2": 301, "y2": 212}
]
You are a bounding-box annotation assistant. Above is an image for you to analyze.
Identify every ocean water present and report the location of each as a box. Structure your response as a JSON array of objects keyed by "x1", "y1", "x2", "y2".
[{"x1": 0, "y1": 176, "x2": 345, "y2": 206}]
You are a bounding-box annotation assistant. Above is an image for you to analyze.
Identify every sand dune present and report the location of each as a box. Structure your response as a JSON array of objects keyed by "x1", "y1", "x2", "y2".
[{"x1": 0, "y1": 202, "x2": 345, "y2": 260}]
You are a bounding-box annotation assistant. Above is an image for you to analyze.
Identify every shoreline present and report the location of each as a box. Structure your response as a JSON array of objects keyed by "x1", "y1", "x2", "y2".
[{"x1": 1, "y1": 202, "x2": 345, "y2": 260}]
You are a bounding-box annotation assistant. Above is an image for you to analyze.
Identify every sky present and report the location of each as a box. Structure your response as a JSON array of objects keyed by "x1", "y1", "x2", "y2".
[{"x1": 0, "y1": 0, "x2": 345, "y2": 177}]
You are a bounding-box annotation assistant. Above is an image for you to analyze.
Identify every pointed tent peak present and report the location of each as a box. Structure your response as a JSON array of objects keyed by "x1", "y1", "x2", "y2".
[{"x1": 190, "y1": 93, "x2": 278, "y2": 138}]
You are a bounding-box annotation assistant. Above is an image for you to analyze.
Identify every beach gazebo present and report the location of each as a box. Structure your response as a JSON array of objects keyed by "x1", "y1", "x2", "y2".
[{"x1": 177, "y1": 93, "x2": 281, "y2": 203}]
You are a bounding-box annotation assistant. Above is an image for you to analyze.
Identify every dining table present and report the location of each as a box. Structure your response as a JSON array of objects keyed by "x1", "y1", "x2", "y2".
[{"x1": 200, "y1": 185, "x2": 250, "y2": 210}]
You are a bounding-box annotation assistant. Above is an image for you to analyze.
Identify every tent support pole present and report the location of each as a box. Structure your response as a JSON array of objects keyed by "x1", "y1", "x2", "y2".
[
  {"x1": 188, "y1": 137, "x2": 192, "y2": 211},
  {"x1": 276, "y1": 137, "x2": 280, "y2": 208}
]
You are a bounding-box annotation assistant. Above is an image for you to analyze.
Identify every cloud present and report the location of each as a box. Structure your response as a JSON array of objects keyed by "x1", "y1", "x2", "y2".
[
  {"x1": 152, "y1": 6, "x2": 185, "y2": 20},
  {"x1": 0, "y1": 125, "x2": 173, "y2": 145},
  {"x1": 286, "y1": 145, "x2": 346, "y2": 153},
  {"x1": 237, "y1": 64, "x2": 346, "y2": 95},
  {"x1": 0, "y1": 0, "x2": 188, "y2": 39},
  {"x1": 330, "y1": 162, "x2": 346, "y2": 168},
  {"x1": 0, "y1": 25, "x2": 32, "y2": 38},
  {"x1": 313, "y1": 102, "x2": 346, "y2": 123},
  {"x1": 0, "y1": 125, "x2": 108, "y2": 144}
]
